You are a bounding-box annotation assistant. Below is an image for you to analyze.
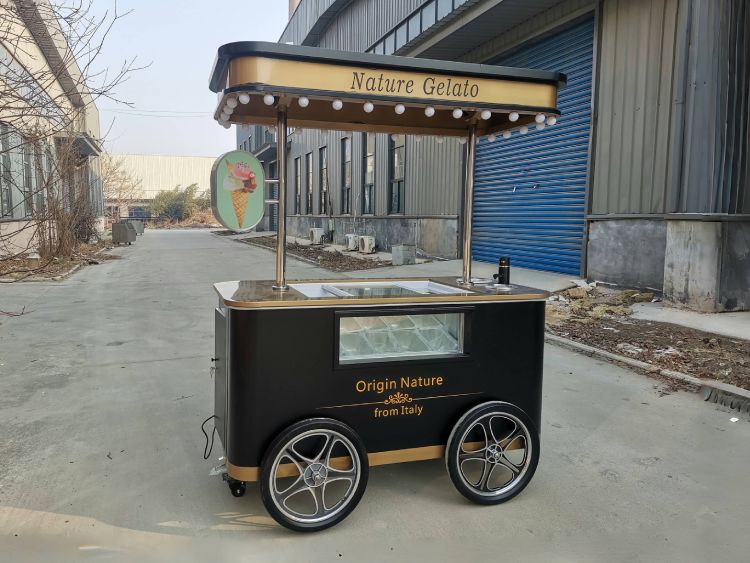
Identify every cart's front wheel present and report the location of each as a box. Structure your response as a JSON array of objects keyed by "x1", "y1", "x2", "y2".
[
  {"x1": 260, "y1": 418, "x2": 368, "y2": 532},
  {"x1": 446, "y1": 401, "x2": 539, "y2": 505}
]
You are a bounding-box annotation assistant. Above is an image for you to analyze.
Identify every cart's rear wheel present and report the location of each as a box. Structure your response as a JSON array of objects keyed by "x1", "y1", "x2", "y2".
[
  {"x1": 260, "y1": 418, "x2": 368, "y2": 532},
  {"x1": 446, "y1": 401, "x2": 539, "y2": 505}
]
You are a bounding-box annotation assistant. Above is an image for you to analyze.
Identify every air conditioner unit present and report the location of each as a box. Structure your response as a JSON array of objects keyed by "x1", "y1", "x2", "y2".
[
  {"x1": 310, "y1": 228, "x2": 326, "y2": 244},
  {"x1": 358, "y1": 235, "x2": 376, "y2": 254},
  {"x1": 345, "y1": 234, "x2": 359, "y2": 251}
]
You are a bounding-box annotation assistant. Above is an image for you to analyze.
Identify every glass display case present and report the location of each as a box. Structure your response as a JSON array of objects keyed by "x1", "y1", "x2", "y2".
[{"x1": 338, "y1": 311, "x2": 464, "y2": 363}]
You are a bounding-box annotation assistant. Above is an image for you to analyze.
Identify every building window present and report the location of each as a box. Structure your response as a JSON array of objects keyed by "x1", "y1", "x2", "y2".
[
  {"x1": 294, "y1": 156, "x2": 301, "y2": 214},
  {"x1": 319, "y1": 146, "x2": 328, "y2": 214},
  {"x1": 395, "y1": 22, "x2": 408, "y2": 50},
  {"x1": 383, "y1": 32, "x2": 395, "y2": 55},
  {"x1": 305, "y1": 152, "x2": 313, "y2": 214},
  {"x1": 389, "y1": 134, "x2": 405, "y2": 214},
  {"x1": 437, "y1": 0, "x2": 452, "y2": 20},
  {"x1": 34, "y1": 145, "x2": 45, "y2": 212},
  {"x1": 362, "y1": 133, "x2": 375, "y2": 215},
  {"x1": 421, "y1": 1, "x2": 436, "y2": 29},
  {"x1": 22, "y1": 145, "x2": 33, "y2": 217},
  {"x1": 408, "y1": 13, "x2": 421, "y2": 41},
  {"x1": 341, "y1": 137, "x2": 352, "y2": 215},
  {"x1": 0, "y1": 123, "x2": 13, "y2": 218}
]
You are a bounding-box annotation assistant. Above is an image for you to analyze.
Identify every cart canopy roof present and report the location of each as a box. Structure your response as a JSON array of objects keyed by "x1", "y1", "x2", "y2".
[{"x1": 209, "y1": 41, "x2": 566, "y2": 137}]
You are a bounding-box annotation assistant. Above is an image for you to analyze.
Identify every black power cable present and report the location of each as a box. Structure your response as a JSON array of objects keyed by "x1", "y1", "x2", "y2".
[{"x1": 201, "y1": 415, "x2": 218, "y2": 460}]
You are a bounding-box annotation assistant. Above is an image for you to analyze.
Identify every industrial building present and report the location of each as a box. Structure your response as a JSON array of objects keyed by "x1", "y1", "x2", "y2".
[
  {"x1": 237, "y1": 0, "x2": 749, "y2": 311},
  {"x1": 104, "y1": 154, "x2": 215, "y2": 220}
]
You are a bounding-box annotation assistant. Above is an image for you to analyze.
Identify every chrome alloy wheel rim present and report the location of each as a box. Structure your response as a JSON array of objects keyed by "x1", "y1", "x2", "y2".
[
  {"x1": 270, "y1": 429, "x2": 361, "y2": 524},
  {"x1": 455, "y1": 412, "x2": 532, "y2": 496}
]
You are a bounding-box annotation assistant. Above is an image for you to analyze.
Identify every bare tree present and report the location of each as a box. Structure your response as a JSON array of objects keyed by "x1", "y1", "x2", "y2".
[
  {"x1": 101, "y1": 153, "x2": 141, "y2": 221},
  {"x1": 0, "y1": 0, "x2": 144, "y2": 279}
]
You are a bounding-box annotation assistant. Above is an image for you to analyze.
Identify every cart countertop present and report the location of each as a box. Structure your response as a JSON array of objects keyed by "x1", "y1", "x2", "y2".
[{"x1": 214, "y1": 277, "x2": 548, "y2": 309}]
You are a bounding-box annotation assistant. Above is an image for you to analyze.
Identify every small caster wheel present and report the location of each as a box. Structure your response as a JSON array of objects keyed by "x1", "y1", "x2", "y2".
[{"x1": 227, "y1": 478, "x2": 246, "y2": 497}]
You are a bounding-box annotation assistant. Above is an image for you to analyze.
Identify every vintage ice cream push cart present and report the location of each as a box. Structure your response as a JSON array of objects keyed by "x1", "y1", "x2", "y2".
[{"x1": 207, "y1": 42, "x2": 565, "y2": 532}]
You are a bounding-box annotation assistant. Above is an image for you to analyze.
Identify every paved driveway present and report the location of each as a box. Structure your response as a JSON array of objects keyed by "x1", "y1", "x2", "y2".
[{"x1": 1, "y1": 230, "x2": 748, "y2": 562}]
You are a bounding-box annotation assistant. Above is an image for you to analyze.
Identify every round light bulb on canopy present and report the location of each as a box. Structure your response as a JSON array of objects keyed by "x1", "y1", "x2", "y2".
[
  {"x1": 298, "y1": 96, "x2": 310, "y2": 108},
  {"x1": 535, "y1": 113, "x2": 546, "y2": 124},
  {"x1": 394, "y1": 104, "x2": 405, "y2": 115},
  {"x1": 536, "y1": 122, "x2": 546, "y2": 131},
  {"x1": 263, "y1": 94, "x2": 275, "y2": 106},
  {"x1": 452, "y1": 108, "x2": 463, "y2": 119},
  {"x1": 502, "y1": 131, "x2": 512, "y2": 139},
  {"x1": 480, "y1": 110, "x2": 492, "y2": 120},
  {"x1": 226, "y1": 97, "x2": 238, "y2": 109},
  {"x1": 458, "y1": 137, "x2": 467, "y2": 144},
  {"x1": 363, "y1": 101, "x2": 374, "y2": 113},
  {"x1": 332, "y1": 99, "x2": 343, "y2": 110},
  {"x1": 424, "y1": 106, "x2": 435, "y2": 117},
  {"x1": 546, "y1": 116, "x2": 557, "y2": 126},
  {"x1": 238, "y1": 93, "x2": 251, "y2": 105},
  {"x1": 509, "y1": 111, "x2": 519, "y2": 122},
  {"x1": 487, "y1": 134, "x2": 496, "y2": 142},
  {"x1": 520, "y1": 125, "x2": 529, "y2": 134},
  {"x1": 221, "y1": 122, "x2": 231, "y2": 129}
]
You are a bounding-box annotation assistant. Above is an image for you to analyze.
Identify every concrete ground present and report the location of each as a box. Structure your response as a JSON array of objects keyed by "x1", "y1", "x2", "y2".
[
  {"x1": 632, "y1": 302, "x2": 750, "y2": 341},
  {"x1": 1, "y1": 229, "x2": 748, "y2": 562}
]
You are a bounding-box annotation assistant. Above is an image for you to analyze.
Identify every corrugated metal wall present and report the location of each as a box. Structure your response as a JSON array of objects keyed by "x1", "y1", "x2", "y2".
[
  {"x1": 279, "y1": 0, "x2": 338, "y2": 45},
  {"x1": 316, "y1": 0, "x2": 424, "y2": 52},
  {"x1": 675, "y1": 0, "x2": 749, "y2": 214},
  {"x1": 280, "y1": 0, "x2": 424, "y2": 52},
  {"x1": 591, "y1": 0, "x2": 680, "y2": 215},
  {"x1": 472, "y1": 18, "x2": 594, "y2": 275},
  {"x1": 280, "y1": 0, "x2": 462, "y2": 220},
  {"x1": 111, "y1": 154, "x2": 215, "y2": 199},
  {"x1": 591, "y1": 0, "x2": 749, "y2": 216},
  {"x1": 404, "y1": 137, "x2": 462, "y2": 215}
]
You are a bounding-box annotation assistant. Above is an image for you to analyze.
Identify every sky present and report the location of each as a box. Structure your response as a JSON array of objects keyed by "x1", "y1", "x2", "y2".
[{"x1": 89, "y1": 1, "x2": 289, "y2": 157}]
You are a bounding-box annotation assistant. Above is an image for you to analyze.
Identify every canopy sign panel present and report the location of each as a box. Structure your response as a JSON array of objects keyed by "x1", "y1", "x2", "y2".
[
  {"x1": 210, "y1": 150, "x2": 265, "y2": 233},
  {"x1": 210, "y1": 42, "x2": 566, "y2": 137}
]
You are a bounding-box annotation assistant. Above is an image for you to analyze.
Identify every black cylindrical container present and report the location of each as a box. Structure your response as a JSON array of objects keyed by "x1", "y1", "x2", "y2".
[{"x1": 496, "y1": 256, "x2": 510, "y2": 285}]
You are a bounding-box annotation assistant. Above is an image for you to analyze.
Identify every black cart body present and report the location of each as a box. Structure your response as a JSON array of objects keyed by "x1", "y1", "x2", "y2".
[{"x1": 213, "y1": 278, "x2": 546, "y2": 481}]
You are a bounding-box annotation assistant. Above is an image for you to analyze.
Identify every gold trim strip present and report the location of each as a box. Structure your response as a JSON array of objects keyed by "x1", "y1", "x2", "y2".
[
  {"x1": 226, "y1": 445, "x2": 445, "y2": 482},
  {"x1": 317, "y1": 391, "x2": 483, "y2": 410},
  {"x1": 221, "y1": 294, "x2": 547, "y2": 309},
  {"x1": 226, "y1": 441, "x2": 522, "y2": 482}
]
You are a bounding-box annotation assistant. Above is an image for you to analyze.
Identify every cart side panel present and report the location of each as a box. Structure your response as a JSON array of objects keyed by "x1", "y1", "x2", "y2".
[
  {"x1": 471, "y1": 300, "x2": 546, "y2": 431},
  {"x1": 214, "y1": 308, "x2": 228, "y2": 449},
  {"x1": 225, "y1": 301, "x2": 545, "y2": 471}
]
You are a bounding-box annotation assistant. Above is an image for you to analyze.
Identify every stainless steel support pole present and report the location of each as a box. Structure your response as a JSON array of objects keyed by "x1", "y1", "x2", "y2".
[
  {"x1": 273, "y1": 107, "x2": 288, "y2": 290},
  {"x1": 461, "y1": 124, "x2": 477, "y2": 285}
]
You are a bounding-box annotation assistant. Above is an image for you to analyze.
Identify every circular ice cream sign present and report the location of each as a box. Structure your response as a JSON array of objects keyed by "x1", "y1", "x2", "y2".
[{"x1": 210, "y1": 150, "x2": 265, "y2": 232}]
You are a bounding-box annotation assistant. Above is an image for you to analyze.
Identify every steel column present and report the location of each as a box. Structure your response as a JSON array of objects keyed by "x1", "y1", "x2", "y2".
[
  {"x1": 460, "y1": 124, "x2": 477, "y2": 285},
  {"x1": 273, "y1": 108, "x2": 288, "y2": 290}
]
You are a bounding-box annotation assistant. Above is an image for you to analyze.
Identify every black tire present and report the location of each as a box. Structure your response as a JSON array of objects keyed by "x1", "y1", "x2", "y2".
[
  {"x1": 260, "y1": 418, "x2": 369, "y2": 532},
  {"x1": 446, "y1": 401, "x2": 539, "y2": 505}
]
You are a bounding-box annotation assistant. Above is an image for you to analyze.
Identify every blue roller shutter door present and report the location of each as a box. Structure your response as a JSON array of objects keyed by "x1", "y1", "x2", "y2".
[{"x1": 472, "y1": 18, "x2": 594, "y2": 275}]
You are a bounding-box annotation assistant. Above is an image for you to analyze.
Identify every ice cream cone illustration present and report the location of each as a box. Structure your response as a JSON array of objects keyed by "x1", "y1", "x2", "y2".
[
  {"x1": 223, "y1": 159, "x2": 257, "y2": 228},
  {"x1": 231, "y1": 190, "x2": 249, "y2": 227}
]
